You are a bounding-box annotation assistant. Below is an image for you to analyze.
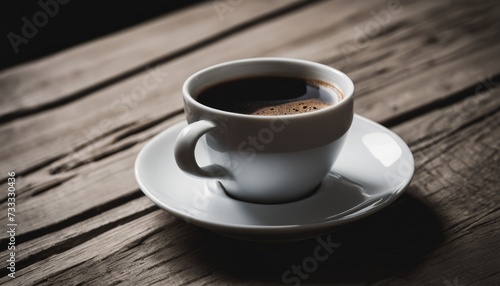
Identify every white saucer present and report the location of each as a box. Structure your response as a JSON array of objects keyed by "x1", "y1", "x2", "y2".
[{"x1": 135, "y1": 115, "x2": 414, "y2": 241}]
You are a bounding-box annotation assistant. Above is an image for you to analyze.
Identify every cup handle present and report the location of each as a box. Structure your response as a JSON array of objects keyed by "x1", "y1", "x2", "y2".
[{"x1": 174, "y1": 120, "x2": 231, "y2": 179}]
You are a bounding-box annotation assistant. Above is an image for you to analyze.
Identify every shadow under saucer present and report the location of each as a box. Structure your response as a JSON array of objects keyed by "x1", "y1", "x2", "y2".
[{"x1": 160, "y1": 188, "x2": 445, "y2": 284}]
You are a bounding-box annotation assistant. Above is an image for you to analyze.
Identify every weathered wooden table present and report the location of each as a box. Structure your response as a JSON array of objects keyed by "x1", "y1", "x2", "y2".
[{"x1": 1, "y1": 0, "x2": 499, "y2": 285}]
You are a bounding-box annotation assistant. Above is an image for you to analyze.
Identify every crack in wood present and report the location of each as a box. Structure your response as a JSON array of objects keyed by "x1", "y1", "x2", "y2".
[
  {"x1": 0, "y1": 189, "x2": 144, "y2": 246},
  {"x1": 119, "y1": 226, "x2": 166, "y2": 253},
  {"x1": 30, "y1": 174, "x2": 77, "y2": 197},
  {"x1": 112, "y1": 109, "x2": 183, "y2": 143},
  {"x1": 50, "y1": 110, "x2": 184, "y2": 175},
  {"x1": 323, "y1": 50, "x2": 395, "y2": 74},
  {"x1": 0, "y1": 154, "x2": 65, "y2": 185},
  {"x1": 0, "y1": 203, "x2": 157, "y2": 278},
  {"x1": 69, "y1": 121, "x2": 138, "y2": 154},
  {"x1": 35, "y1": 260, "x2": 88, "y2": 285},
  {"x1": 0, "y1": 121, "x2": 137, "y2": 184},
  {"x1": 380, "y1": 74, "x2": 500, "y2": 128},
  {"x1": 0, "y1": 176, "x2": 70, "y2": 204},
  {"x1": 413, "y1": 106, "x2": 500, "y2": 157},
  {"x1": 50, "y1": 140, "x2": 139, "y2": 175}
]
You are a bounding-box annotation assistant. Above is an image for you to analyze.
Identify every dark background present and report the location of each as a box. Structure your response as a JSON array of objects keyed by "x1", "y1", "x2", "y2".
[{"x1": 0, "y1": 0, "x2": 205, "y2": 71}]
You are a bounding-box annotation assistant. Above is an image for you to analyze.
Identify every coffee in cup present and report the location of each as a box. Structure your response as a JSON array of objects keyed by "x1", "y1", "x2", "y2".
[{"x1": 196, "y1": 75, "x2": 343, "y2": 116}]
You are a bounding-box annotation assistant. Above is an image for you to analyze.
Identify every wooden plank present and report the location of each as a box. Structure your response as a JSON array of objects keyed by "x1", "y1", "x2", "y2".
[
  {"x1": 0, "y1": 0, "x2": 304, "y2": 121},
  {"x1": 2, "y1": 0, "x2": 499, "y2": 244},
  {"x1": 0, "y1": 112, "x2": 181, "y2": 272},
  {"x1": 3, "y1": 86, "x2": 499, "y2": 285},
  {"x1": 0, "y1": 196, "x2": 155, "y2": 273},
  {"x1": 0, "y1": 211, "x2": 176, "y2": 284},
  {"x1": 1, "y1": 196, "x2": 154, "y2": 268},
  {"x1": 0, "y1": 114, "x2": 185, "y2": 242}
]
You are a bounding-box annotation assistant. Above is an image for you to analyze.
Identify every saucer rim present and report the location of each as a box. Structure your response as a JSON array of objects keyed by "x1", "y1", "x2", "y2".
[{"x1": 135, "y1": 114, "x2": 414, "y2": 236}]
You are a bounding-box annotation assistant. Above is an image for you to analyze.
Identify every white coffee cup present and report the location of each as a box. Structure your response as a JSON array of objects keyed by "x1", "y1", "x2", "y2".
[{"x1": 175, "y1": 58, "x2": 354, "y2": 203}]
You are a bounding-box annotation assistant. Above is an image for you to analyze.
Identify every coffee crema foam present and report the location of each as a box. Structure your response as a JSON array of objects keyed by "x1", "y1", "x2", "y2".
[
  {"x1": 252, "y1": 80, "x2": 342, "y2": 115},
  {"x1": 252, "y1": 99, "x2": 331, "y2": 115}
]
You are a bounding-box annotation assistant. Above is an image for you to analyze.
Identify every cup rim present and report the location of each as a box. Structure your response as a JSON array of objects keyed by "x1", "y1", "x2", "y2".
[{"x1": 182, "y1": 57, "x2": 354, "y2": 119}]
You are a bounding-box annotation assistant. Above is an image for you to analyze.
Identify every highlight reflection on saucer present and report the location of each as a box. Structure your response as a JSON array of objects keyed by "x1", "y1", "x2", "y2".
[{"x1": 362, "y1": 132, "x2": 402, "y2": 167}]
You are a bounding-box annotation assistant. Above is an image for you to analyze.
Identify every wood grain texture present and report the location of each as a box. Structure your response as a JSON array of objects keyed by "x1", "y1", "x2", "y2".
[
  {"x1": 0, "y1": 0, "x2": 498, "y2": 284},
  {"x1": 3, "y1": 86, "x2": 498, "y2": 286},
  {"x1": 0, "y1": 0, "x2": 304, "y2": 121},
  {"x1": 1, "y1": 0, "x2": 498, "y2": 251},
  {"x1": 0, "y1": 113, "x2": 185, "y2": 242},
  {"x1": 0, "y1": 196, "x2": 156, "y2": 274}
]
